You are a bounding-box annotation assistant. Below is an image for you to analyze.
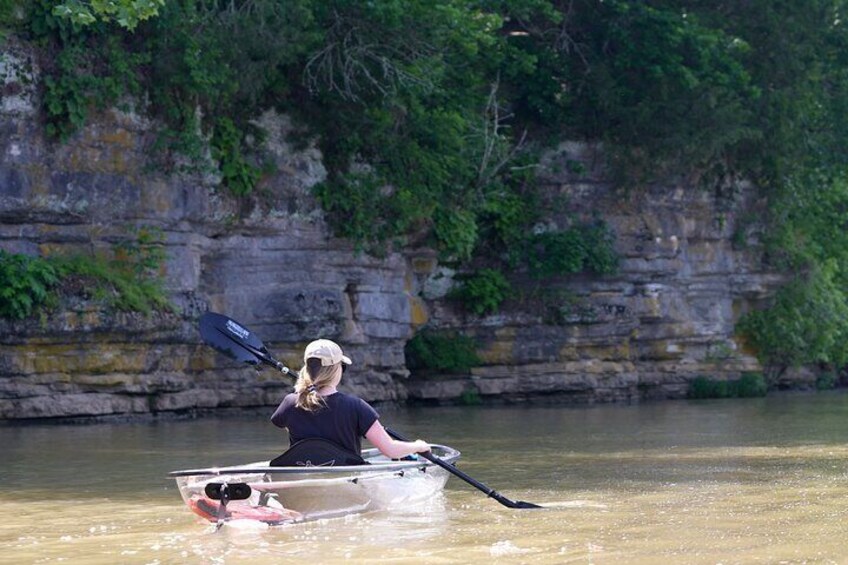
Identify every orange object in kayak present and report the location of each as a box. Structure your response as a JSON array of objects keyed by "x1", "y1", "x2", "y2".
[{"x1": 187, "y1": 495, "x2": 301, "y2": 524}]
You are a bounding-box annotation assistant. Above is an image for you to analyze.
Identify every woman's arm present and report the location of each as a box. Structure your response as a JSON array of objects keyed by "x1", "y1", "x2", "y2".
[{"x1": 365, "y1": 420, "x2": 430, "y2": 459}]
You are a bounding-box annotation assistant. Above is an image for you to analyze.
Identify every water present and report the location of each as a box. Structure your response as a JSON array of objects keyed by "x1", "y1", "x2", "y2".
[{"x1": 3, "y1": 393, "x2": 848, "y2": 564}]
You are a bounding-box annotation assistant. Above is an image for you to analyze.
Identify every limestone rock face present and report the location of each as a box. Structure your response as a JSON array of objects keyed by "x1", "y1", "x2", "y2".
[
  {"x1": 405, "y1": 142, "x2": 779, "y2": 405},
  {"x1": 0, "y1": 42, "x2": 785, "y2": 420}
]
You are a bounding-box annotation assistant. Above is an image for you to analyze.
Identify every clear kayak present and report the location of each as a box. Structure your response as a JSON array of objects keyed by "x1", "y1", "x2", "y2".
[{"x1": 169, "y1": 444, "x2": 460, "y2": 525}]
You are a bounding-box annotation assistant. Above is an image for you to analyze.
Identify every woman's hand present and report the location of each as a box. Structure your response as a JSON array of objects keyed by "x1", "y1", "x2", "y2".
[{"x1": 411, "y1": 439, "x2": 431, "y2": 453}]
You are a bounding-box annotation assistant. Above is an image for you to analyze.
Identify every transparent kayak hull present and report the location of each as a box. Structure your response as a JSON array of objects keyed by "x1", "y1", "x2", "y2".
[{"x1": 169, "y1": 445, "x2": 460, "y2": 524}]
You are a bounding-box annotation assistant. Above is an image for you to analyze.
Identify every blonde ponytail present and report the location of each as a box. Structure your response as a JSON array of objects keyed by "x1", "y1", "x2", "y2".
[{"x1": 295, "y1": 358, "x2": 342, "y2": 411}]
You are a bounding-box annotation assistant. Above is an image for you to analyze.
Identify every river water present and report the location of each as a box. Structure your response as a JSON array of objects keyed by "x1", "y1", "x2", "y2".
[{"x1": 3, "y1": 392, "x2": 848, "y2": 564}]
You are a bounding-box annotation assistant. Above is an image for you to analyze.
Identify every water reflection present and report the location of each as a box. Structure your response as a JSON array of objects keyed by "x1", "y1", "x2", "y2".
[{"x1": 3, "y1": 392, "x2": 848, "y2": 563}]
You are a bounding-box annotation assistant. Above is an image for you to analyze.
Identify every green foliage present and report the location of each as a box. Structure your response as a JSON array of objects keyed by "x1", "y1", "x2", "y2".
[
  {"x1": 291, "y1": 1, "x2": 502, "y2": 254},
  {"x1": 692, "y1": 0, "x2": 848, "y2": 182},
  {"x1": 113, "y1": 226, "x2": 166, "y2": 277},
  {"x1": 764, "y1": 171, "x2": 848, "y2": 272},
  {"x1": 736, "y1": 372, "x2": 769, "y2": 398},
  {"x1": 459, "y1": 388, "x2": 482, "y2": 406},
  {"x1": 816, "y1": 372, "x2": 837, "y2": 391},
  {"x1": 405, "y1": 329, "x2": 480, "y2": 374},
  {"x1": 454, "y1": 212, "x2": 619, "y2": 317},
  {"x1": 42, "y1": 56, "x2": 88, "y2": 138},
  {"x1": 56, "y1": 252, "x2": 170, "y2": 314},
  {"x1": 28, "y1": 0, "x2": 624, "y2": 268},
  {"x1": 527, "y1": 229, "x2": 584, "y2": 277},
  {"x1": 29, "y1": 2, "x2": 148, "y2": 140},
  {"x1": 450, "y1": 268, "x2": 511, "y2": 316},
  {"x1": 311, "y1": 100, "x2": 482, "y2": 255},
  {"x1": 478, "y1": 184, "x2": 534, "y2": 252},
  {"x1": 314, "y1": 172, "x2": 417, "y2": 254},
  {"x1": 53, "y1": 0, "x2": 164, "y2": 30},
  {"x1": 736, "y1": 265, "x2": 848, "y2": 373},
  {"x1": 0, "y1": 0, "x2": 22, "y2": 32},
  {"x1": 93, "y1": 227, "x2": 170, "y2": 313},
  {"x1": 526, "y1": 221, "x2": 619, "y2": 278},
  {"x1": 741, "y1": 169, "x2": 848, "y2": 376},
  {"x1": 433, "y1": 208, "x2": 479, "y2": 261},
  {"x1": 584, "y1": 1, "x2": 759, "y2": 176},
  {"x1": 580, "y1": 222, "x2": 620, "y2": 275},
  {"x1": 29, "y1": 0, "x2": 314, "y2": 186},
  {"x1": 689, "y1": 373, "x2": 767, "y2": 399},
  {"x1": 21, "y1": 0, "x2": 848, "y2": 355},
  {"x1": 494, "y1": 0, "x2": 762, "y2": 179},
  {"x1": 689, "y1": 376, "x2": 729, "y2": 399},
  {"x1": 488, "y1": 0, "x2": 848, "y2": 201},
  {"x1": 720, "y1": 1, "x2": 848, "y2": 378},
  {"x1": 740, "y1": 171, "x2": 848, "y2": 376},
  {"x1": 0, "y1": 229, "x2": 171, "y2": 320},
  {"x1": 25, "y1": 0, "x2": 848, "y2": 200},
  {"x1": 211, "y1": 118, "x2": 260, "y2": 197},
  {"x1": 0, "y1": 250, "x2": 60, "y2": 319},
  {"x1": 472, "y1": 155, "x2": 543, "y2": 269}
]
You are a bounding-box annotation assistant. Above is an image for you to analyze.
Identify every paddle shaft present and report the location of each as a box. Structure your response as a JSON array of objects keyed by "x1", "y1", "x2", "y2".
[
  {"x1": 384, "y1": 427, "x2": 540, "y2": 509},
  {"x1": 198, "y1": 312, "x2": 541, "y2": 509}
]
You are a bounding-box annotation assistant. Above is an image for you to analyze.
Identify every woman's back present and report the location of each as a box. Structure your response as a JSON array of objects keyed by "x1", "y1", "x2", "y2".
[{"x1": 270, "y1": 338, "x2": 429, "y2": 460}]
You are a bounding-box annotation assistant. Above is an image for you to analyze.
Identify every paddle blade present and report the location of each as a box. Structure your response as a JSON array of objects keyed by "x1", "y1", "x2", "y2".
[
  {"x1": 199, "y1": 312, "x2": 266, "y2": 366},
  {"x1": 489, "y1": 491, "x2": 544, "y2": 509},
  {"x1": 510, "y1": 500, "x2": 544, "y2": 509}
]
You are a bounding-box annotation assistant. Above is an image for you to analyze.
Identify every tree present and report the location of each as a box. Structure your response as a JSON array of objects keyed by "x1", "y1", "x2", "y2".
[{"x1": 53, "y1": 0, "x2": 164, "y2": 30}]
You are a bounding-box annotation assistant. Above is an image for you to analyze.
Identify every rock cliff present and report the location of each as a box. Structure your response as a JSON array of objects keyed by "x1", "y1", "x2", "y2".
[{"x1": 0, "y1": 40, "x2": 786, "y2": 420}]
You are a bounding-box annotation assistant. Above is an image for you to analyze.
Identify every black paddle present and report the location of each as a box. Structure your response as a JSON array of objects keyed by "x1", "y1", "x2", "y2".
[
  {"x1": 199, "y1": 312, "x2": 296, "y2": 376},
  {"x1": 198, "y1": 311, "x2": 542, "y2": 510}
]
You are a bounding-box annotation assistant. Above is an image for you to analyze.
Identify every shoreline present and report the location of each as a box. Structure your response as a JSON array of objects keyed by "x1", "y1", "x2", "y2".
[{"x1": 2, "y1": 387, "x2": 842, "y2": 427}]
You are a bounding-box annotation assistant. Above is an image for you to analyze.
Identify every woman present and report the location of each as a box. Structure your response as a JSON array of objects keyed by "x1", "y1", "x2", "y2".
[{"x1": 270, "y1": 338, "x2": 430, "y2": 459}]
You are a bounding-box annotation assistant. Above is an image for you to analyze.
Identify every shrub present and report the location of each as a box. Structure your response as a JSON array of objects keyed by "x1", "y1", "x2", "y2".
[
  {"x1": 688, "y1": 373, "x2": 767, "y2": 399},
  {"x1": 0, "y1": 0, "x2": 23, "y2": 35},
  {"x1": 405, "y1": 329, "x2": 479, "y2": 374},
  {"x1": 459, "y1": 389, "x2": 482, "y2": 406},
  {"x1": 816, "y1": 372, "x2": 837, "y2": 391},
  {"x1": 736, "y1": 372, "x2": 768, "y2": 398},
  {"x1": 580, "y1": 221, "x2": 619, "y2": 275},
  {"x1": 0, "y1": 229, "x2": 171, "y2": 320},
  {"x1": 211, "y1": 117, "x2": 261, "y2": 197},
  {"x1": 434, "y1": 207, "x2": 479, "y2": 262},
  {"x1": 526, "y1": 221, "x2": 619, "y2": 278},
  {"x1": 449, "y1": 268, "x2": 511, "y2": 316},
  {"x1": 736, "y1": 265, "x2": 848, "y2": 375},
  {"x1": 314, "y1": 172, "x2": 416, "y2": 254},
  {"x1": 689, "y1": 376, "x2": 729, "y2": 399},
  {"x1": 527, "y1": 229, "x2": 585, "y2": 277},
  {"x1": 476, "y1": 182, "x2": 537, "y2": 265},
  {"x1": 56, "y1": 253, "x2": 170, "y2": 314},
  {"x1": 28, "y1": 4, "x2": 149, "y2": 140},
  {"x1": 0, "y1": 250, "x2": 61, "y2": 319}
]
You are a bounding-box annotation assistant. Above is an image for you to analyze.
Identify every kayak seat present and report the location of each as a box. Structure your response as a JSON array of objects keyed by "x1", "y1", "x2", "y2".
[{"x1": 270, "y1": 438, "x2": 368, "y2": 467}]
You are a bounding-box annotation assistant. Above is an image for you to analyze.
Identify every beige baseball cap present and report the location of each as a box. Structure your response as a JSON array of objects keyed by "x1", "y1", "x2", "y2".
[{"x1": 304, "y1": 339, "x2": 352, "y2": 366}]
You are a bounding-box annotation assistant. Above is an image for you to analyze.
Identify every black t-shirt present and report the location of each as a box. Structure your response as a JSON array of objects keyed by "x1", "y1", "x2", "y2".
[{"x1": 270, "y1": 391, "x2": 380, "y2": 455}]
